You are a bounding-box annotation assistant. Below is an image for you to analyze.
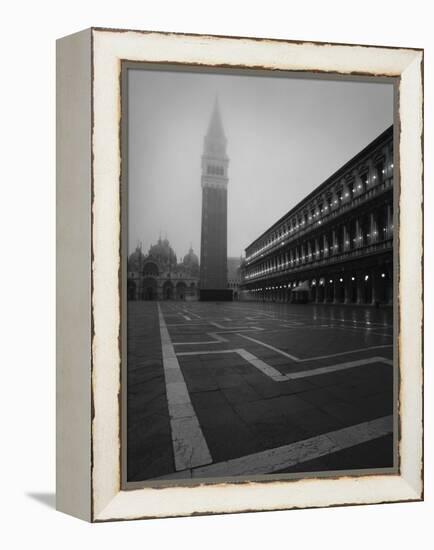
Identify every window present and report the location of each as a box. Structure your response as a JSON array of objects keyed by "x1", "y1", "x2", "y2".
[{"x1": 375, "y1": 160, "x2": 385, "y2": 184}]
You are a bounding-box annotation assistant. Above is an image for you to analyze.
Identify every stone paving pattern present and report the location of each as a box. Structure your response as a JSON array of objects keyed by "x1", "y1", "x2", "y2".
[{"x1": 127, "y1": 301, "x2": 394, "y2": 482}]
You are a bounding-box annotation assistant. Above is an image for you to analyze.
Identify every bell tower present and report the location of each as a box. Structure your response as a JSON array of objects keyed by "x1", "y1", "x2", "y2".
[{"x1": 199, "y1": 98, "x2": 232, "y2": 300}]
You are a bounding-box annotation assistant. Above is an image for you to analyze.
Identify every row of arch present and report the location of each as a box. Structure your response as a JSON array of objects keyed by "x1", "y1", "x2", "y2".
[
  {"x1": 245, "y1": 268, "x2": 393, "y2": 306},
  {"x1": 142, "y1": 262, "x2": 159, "y2": 276},
  {"x1": 127, "y1": 278, "x2": 197, "y2": 301},
  {"x1": 246, "y1": 137, "x2": 393, "y2": 262},
  {"x1": 246, "y1": 203, "x2": 393, "y2": 281}
]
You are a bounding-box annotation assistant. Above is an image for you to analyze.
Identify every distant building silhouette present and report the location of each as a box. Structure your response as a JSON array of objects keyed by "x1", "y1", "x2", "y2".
[{"x1": 127, "y1": 238, "x2": 199, "y2": 300}]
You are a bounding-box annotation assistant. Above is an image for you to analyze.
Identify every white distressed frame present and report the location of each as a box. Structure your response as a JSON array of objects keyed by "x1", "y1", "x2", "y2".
[{"x1": 86, "y1": 29, "x2": 423, "y2": 521}]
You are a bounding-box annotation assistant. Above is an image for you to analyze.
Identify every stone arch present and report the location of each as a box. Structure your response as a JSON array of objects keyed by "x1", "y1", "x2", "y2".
[
  {"x1": 317, "y1": 279, "x2": 325, "y2": 302},
  {"x1": 163, "y1": 280, "x2": 174, "y2": 300},
  {"x1": 324, "y1": 278, "x2": 333, "y2": 302},
  {"x1": 349, "y1": 275, "x2": 358, "y2": 303},
  {"x1": 176, "y1": 281, "x2": 187, "y2": 301},
  {"x1": 143, "y1": 262, "x2": 159, "y2": 277},
  {"x1": 188, "y1": 281, "x2": 197, "y2": 299},
  {"x1": 336, "y1": 277, "x2": 345, "y2": 303},
  {"x1": 362, "y1": 274, "x2": 373, "y2": 304},
  {"x1": 310, "y1": 280, "x2": 317, "y2": 302},
  {"x1": 127, "y1": 279, "x2": 136, "y2": 301},
  {"x1": 142, "y1": 277, "x2": 157, "y2": 300},
  {"x1": 379, "y1": 270, "x2": 392, "y2": 303}
]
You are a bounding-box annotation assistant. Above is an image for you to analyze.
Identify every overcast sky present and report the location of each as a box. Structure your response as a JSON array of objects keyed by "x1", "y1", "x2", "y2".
[{"x1": 128, "y1": 69, "x2": 393, "y2": 259}]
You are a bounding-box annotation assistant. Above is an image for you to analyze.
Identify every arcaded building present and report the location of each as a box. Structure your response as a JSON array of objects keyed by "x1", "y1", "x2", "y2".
[
  {"x1": 227, "y1": 257, "x2": 243, "y2": 300},
  {"x1": 240, "y1": 126, "x2": 394, "y2": 306},
  {"x1": 127, "y1": 238, "x2": 200, "y2": 301}
]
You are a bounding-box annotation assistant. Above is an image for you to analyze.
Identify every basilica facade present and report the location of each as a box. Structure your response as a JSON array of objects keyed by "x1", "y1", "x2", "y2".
[
  {"x1": 127, "y1": 238, "x2": 200, "y2": 301},
  {"x1": 240, "y1": 126, "x2": 394, "y2": 306}
]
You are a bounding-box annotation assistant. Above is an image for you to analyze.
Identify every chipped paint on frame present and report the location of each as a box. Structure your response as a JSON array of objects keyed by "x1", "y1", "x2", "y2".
[{"x1": 90, "y1": 27, "x2": 423, "y2": 522}]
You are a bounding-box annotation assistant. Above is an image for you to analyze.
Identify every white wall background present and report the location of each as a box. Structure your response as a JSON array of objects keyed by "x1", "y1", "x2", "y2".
[{"x1": 0, "y1": 0, "x2": 431, "y2": 547}]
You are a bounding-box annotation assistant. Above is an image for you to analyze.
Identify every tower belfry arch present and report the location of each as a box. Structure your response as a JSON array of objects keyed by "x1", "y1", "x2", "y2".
[{"x1": 199, "y1": 98, "x2": 232, "y2": 301}]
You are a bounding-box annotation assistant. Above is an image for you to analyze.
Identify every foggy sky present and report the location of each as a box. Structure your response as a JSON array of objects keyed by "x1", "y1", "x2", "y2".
[{"x1": 128, "y1": 69, "x2": 393, "y2": 260}]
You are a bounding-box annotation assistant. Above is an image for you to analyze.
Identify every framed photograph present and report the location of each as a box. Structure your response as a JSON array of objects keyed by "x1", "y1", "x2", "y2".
[{"x1": 56, "y1": 28, "x2": 423, "y2": 522}]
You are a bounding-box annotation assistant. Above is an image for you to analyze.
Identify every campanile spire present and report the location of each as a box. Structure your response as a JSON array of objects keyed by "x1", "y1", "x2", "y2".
[{"x1": 199, "y1": 99, "x2": 231, "y2": 300}]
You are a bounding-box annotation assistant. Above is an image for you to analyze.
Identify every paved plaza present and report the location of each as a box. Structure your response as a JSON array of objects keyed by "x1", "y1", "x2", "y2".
[{"x1": 127, "y1": 301, "x2": 394, "y2": 482}]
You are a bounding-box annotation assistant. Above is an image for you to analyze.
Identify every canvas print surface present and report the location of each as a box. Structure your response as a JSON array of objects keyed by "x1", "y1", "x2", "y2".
[{"x1": 124, "y1": 67, "x2": 395, "y2": 484}]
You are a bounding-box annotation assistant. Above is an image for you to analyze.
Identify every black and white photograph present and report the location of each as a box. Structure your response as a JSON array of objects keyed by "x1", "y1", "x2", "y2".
[
  {"x1": 124, "y1": 66, "x2": 396, "y2": 484},
  {"x1": 1, "y1": 0, "x2": 430, "y2": 541}
]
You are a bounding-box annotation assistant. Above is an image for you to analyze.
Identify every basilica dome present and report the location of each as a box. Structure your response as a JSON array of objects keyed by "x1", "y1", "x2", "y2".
[
  {"x1": 147, "y1": 237, "x2": 177, "y2": 268},
  {"x1": 128, "y1": 244, "x2": 146, "y2": 272},
  {"x1": 181, "y1": 246, "x2": 199, "y2": 276},
  {"x1": 182, "y1": 246, "x2": 199, "y2": 267}
]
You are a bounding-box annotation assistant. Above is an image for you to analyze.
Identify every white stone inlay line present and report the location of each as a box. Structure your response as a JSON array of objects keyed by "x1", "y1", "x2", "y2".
[
  {"x1": 156, "y1": 415, "x2": 393, "y2": 479},
  {"x1": 182, "y1": 309, "x2": 201, "y2": 319},
  {"x1": 236, "y1": 349, "x2": 287, "y2": 380},
  {"x1": 157, "y1": 303, "x2": 212, "y2": 471},
  {"x1": 238, "y1": 333, "x2": 392, "y2": 363},
  {"x1": 280, "y1": 356, "x2": 392, "y2": 381},
  {"x1": 176, "y1": 348, "x2": 392, "y2": 382},
  {"x1": 177, "y1": 349, "x2": 238, "y2": 356},
  {"x1": 191, "y1": 415, "x2": 393, "y2": 477},
  {"x1": 166, "y1": 322, "x2": 207, "y2": 327},
  {"x1": 173, "y1": 332, "x2": 229, "y2": 345},
  {"x1": 173, "y1": 328, "x2": 264, "y2": 346},
  {"x1": 209, "y1": 321, "x2": 261, "y2": 330}
]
